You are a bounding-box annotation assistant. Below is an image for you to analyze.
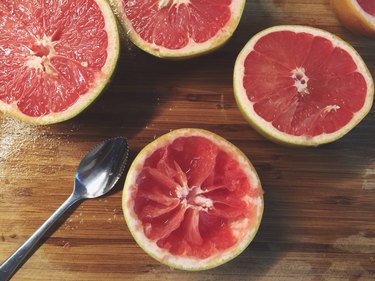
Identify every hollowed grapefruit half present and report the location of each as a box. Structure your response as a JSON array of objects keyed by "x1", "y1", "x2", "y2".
[{"x1": 123, "y1": 128, "x2": 263, "y2": 270}]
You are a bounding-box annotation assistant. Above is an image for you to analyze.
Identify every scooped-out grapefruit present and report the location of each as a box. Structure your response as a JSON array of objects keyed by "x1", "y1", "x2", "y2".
[
  {"x1": 123, "y1": 128, "x2": 263, "y2": 270},
  {"x1": 0, "y1": 0, "x2": 120, "y2": 125},
  {"x1": 110, "y1": 0, "x2": 246, "y2": 58},
  {"x1": 233, "y1": 25, "x2": 374, "y2": 146}
]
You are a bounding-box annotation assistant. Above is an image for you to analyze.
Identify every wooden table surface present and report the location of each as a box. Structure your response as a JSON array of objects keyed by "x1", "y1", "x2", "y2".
[{"x1": 1, "y1": 0, "x2": 375, "y2": 280}]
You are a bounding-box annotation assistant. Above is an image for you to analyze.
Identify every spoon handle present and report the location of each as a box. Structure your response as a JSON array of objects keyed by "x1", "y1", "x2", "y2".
[{"x1": 0, "y1": 193, "x2": 81, "y2": 281}]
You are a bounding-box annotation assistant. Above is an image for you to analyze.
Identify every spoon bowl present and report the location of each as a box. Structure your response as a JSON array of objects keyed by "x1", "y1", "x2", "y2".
[
  {"x1": 0, "y1": 137, "x2": 129, "y2": 281},
  {"x1": 74, "y1": 137, "x2": 128, "y2": 198}
]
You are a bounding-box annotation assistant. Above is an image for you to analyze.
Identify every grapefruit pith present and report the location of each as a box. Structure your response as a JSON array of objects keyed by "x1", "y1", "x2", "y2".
[
  {"x1": 233, "y1": 25, "x2": 374, "y2": 146},
  {"x1": 331, "y1": 0, "x2": 375, "y2": 37},
  {"x1": 0, "y1": 0, "x2": 120, "y2": 125},
  {"x1": 110, "y1": 0, "x2": 246, "y2": 58},
  {"x1": 123, "y1": 129, "x2": 263, "y2": 270}
]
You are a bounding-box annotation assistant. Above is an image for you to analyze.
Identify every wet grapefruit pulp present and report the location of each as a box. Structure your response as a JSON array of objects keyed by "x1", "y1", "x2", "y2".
[
  {"x1": 0, "y1": 0, "x2": 119, "y2": 124},
  {"x1": 124, "y1": 129, "x2": 263, "y2": 269},
  {"x1": 123, "y1": 0, "x2": 232, "y2": 50},
  {"x1": 111, "y1": 0, "x2": 246, "y2": 58}
]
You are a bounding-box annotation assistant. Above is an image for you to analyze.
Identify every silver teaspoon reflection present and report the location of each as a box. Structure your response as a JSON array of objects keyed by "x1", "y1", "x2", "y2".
[{"x1": 0, "y1": 137, "x2": 129, "y2": 281}]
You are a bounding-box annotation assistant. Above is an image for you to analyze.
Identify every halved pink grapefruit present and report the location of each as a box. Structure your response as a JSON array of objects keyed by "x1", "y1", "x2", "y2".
[
  {"x1": 123, "y1": 128, "x2": 263, "y2": 270},
  {"x1": 233, "y1": 25, "x2": 374, "y2": 146},
  {"x1": 110, "y1": 0, "x2": 246, "y2": 58},
  {"x1": 0, "y1": 0, "x2": 120, "y2": 125},
  {"x1": 331, "y1": 0, "x2": 375, "y2": 37}
]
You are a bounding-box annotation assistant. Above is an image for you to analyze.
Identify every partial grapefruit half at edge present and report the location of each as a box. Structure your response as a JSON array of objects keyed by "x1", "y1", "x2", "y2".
[
  {"x1": 233, "y1": 25, "x2": 374, "y2": 146},
  {"x1": 331, "y1": 0, "x2": 375, "y2": 37},
  {"x1": 0, "y1": 0, "x2": 120, "y2": 125},
  {"x1": 122, "y1": 128, "x2": 263, "y2": 270},
  {"x1": 110, "y1": 0, "x2": 246, "y2": 58}
]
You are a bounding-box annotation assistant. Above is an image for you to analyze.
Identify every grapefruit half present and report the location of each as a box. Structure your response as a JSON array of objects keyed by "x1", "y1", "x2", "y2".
[
  {"x1": 233, "y1": 25, "x2": 374, "y2": 146},
  {"x1": 123, "y1": 128, "x2": 263, "y2": 270},
  {"x1": 0, "y1": 0, "x2": 120, "y2": 125},
  {"x1": 110, "y1": 0, "x2": 246, "y2": 58},
  {"x1": 331, "y1": 0, "x2": 375, "y2": 37}
]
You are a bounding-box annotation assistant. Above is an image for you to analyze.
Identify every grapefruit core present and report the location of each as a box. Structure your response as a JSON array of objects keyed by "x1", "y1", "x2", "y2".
[
  {"x1": 123, "y1": 129, "x2": 263, "y2": 270},
  {"x1": 0, "y1": 0, "x2": 120, "y2": 125},
  {"x1": 233, "y1": 25, "x2": 374, "y2": 146},
  {"x1": 331, "y1": 0, "x2": 375, "y2": 37},
  {"x1": 110, "y1": 0, "x2": 246, "y2": 58}
]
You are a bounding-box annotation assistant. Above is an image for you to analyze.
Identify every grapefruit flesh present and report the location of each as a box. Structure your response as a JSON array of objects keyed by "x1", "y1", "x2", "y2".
[
  {"x1": 358, "y1": 0, "x2": 375, "y2": 15},
  {"x1": 123, "y1": 129, "x2": 263, "y2": 270},
  {"x1": 110, "y1": 0, "x2": 246, "y2": 58},
  {"x1": 331, "y1": 0, "x2": 375, "y2": 37},
  {"x1": 234, "y1": 26, "x2": 374, "y2": 146},
  {"x1": 0, "y1": 0, "x2": 119, "y2": 124}
]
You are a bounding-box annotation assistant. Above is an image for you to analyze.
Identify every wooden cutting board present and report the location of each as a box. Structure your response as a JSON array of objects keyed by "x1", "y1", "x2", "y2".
[{"x1": 0, "y1": 0, "x2": 374, "y2": 280}]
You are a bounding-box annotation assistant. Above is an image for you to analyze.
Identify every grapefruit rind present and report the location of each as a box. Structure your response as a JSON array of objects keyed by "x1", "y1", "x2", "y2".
[
  {"x1": 122, "y1": 128, "x2": 264, "y2": 270},
  {"x1": 233, "y1": 25, "x2": 374, "y2": 147},
  {"x1": 109, "y1": 0, "x2": 246, "y2": 59},
  {"x1": 331, "y1": 0, "x2": 375, "y2": 37},
  {"x1": 0, "y1": 0, "x2": 120, "y2": 125}
]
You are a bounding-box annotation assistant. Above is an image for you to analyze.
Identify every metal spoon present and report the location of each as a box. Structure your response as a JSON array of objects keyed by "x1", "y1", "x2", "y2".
[{"x1": 0, "y1": 137, "x2": 129, "y2": 281}]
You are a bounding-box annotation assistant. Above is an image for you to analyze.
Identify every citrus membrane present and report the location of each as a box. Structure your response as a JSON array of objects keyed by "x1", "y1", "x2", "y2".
[{"x1": 123, "y1": 129, "x2": 263, "y2": 270}]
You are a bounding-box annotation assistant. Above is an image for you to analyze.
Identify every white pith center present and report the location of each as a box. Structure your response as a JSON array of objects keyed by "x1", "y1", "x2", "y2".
[
  {"x1": 26, "y1": 34, "x2": 57, "y2": 74},
  {"x1": 25, "y1": 56, "x2": 44, "y2": 70},
  {"x1": 25, "y1": 34, "x2": 90, "y2": 75},
  {"x1": 158, "y1": 0, "x2": 190, "y2": 9},
  {"x1": 193, "y1": 195, "x2": 214, "y2": 209},
  {"x1": 176, "y1": 185, "x2": 189, "y2": 198},
  {"x1": 176, "y1": 185, "x2": 214, "y2": 212},
  {"x1": 291, "y1": 67, "x2": 309, "y2": 96},
  {"x1": 324, "y1": 104, "x2": 340, "y2": 112},
  {"x1": 290, "y1": 67, "x2": 341, "y2": 113}
]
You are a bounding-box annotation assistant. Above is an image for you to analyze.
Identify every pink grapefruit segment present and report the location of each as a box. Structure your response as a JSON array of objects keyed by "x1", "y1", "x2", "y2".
[
  {"x1": 110, "y1": 0, "x2": 246, "y2": 58},
  {"x1": 0, "y1": 0, "x2": 119, "y2": 124},
  {"x1": 123, "y1": 129, "x2": 263, "y2": 270},
  {"x1": 234, "y1": 26, "x2": 374, "y2": 146}
]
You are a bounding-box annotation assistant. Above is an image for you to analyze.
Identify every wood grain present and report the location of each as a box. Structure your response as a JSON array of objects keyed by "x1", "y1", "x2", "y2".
[{"x1": 1, "y1": 0, "x2": 375, "y2": 280}]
